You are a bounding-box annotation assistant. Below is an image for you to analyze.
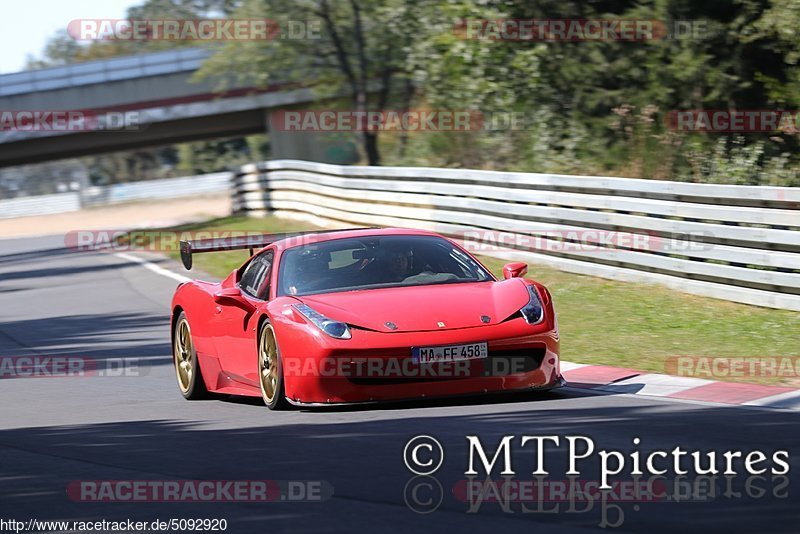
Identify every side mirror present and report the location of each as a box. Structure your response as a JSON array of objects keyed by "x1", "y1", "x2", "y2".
[
  {"x1": 214, "y1": 287, "x2": 246, "y2": 305},
  {"x1": 213, "y1": 287, "x2": 257, "y2": 311},
  {"x1": 503, "y1": 262, "x2": 528, "y2": 279}
]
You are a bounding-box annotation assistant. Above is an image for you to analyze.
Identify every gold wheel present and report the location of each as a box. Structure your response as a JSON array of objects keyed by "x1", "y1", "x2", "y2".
[
  {"x1": 259, "y1": 324, "x2": 279, "y2": 404},
  {"x1": 172, "y1": 311, "x2": 210, "y2": 400},
  {"x1": 174, "y1": 318, "x2": 193, "y2": 393}
]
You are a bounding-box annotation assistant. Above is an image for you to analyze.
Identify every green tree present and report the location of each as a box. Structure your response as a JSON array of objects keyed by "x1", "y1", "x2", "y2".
[{"x1": 197, "y1": 0, "x2": 431, "y2": 165}]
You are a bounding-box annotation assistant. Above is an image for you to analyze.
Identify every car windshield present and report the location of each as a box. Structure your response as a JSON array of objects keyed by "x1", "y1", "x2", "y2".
[{"x1": 278, "y1": 235, "x2": 493, "y2": 296}]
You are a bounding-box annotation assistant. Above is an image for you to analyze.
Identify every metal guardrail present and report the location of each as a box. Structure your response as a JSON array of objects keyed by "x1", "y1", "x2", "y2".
[
  {"x1": 81, "y1": 172, "x2": 232, "y2": 207},
  {"x1": 0, "y1": 171, "x2": 232, "y2": 219},
  {"x1": 0, "y1": 192, "x2": 82, "y2": 219},
  {"x1": 232, "y1": 159, "x2": 800, "y2": 311}
]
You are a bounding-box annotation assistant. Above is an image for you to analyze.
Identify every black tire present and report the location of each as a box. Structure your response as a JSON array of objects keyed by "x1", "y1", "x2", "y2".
[
  {"x1": 257, "y1": 321, "x2": 289, "y2": 410},
  {"x1": 172, "y1": 311, "x2": 211, "y2": 400}
]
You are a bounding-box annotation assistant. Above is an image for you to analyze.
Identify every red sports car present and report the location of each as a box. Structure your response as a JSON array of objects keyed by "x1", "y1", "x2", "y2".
[{"x1": 171, "y1": 227, "x2": 562, "y2": 409}]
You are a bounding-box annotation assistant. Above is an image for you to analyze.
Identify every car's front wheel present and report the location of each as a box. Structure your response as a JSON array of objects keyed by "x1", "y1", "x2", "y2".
[
  {"x1": 258, "y1": 322, "x2": 288, "y2": 410},
  {"x1": 173, "y1": 312, "x2": 211, "y2": 400}
]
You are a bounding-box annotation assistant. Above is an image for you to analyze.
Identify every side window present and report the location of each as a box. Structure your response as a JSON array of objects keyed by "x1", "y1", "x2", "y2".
[
  {"x1": 239, "y1": 251, "x2": 274, "y2": 300},
  {"x1": 254, "y1": 251, "x2": 274, "y2": 300}
]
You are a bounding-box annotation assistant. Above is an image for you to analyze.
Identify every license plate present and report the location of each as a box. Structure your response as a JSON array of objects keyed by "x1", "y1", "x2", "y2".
[{"x1": 412, "y1": 342, "x2": 488, "y2": 364}]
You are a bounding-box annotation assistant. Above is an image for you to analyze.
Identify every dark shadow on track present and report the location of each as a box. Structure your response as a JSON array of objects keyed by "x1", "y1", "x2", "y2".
[
  {"x1": 0, "y1": 256, "x2": 171, "y2": 284},
  {"x1": 0, "y1": 312, "x2": 171, "y2": 371},
  {"x1": 0, "y1": 246, "x2": 77, "y2": 266},
  {"x1": 0, "y1": 404, "x2": 797, "y2": 533}
]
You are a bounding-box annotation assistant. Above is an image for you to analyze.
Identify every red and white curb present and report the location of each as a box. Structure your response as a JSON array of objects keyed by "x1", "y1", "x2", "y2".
[{"x1": 561, "y1": 362, "x2": 800, "y2": 411}]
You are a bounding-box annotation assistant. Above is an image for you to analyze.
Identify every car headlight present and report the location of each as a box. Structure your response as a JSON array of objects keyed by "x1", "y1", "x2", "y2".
[
  {"x1": 293, "y1": 303, "x2": 352, "y2": 339},
  {"x1": 520, "y1": 286, "x2": 545, "y2": 325}
]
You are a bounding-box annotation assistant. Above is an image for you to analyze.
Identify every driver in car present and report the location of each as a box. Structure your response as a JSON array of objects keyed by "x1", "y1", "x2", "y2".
[{"x1": 384, "y1": 245, "x2": 413, "y2": 282}]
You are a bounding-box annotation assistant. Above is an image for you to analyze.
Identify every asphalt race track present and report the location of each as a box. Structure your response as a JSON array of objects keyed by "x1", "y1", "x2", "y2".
[{"x1": 0, "y1": 235, "x2": 798, "y2": 533}]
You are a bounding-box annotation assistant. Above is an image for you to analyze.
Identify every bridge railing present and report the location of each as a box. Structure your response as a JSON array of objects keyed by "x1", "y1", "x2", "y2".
[{"x1": 232, "y1": 159, "x2": 800, "y2": 311}]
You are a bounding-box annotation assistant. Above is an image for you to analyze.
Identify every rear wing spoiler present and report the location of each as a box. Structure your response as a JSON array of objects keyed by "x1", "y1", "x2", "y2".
[
  {"x1": 178, "y1": 227, "x2": 377, "y2": 270},
  {"x1": 179, "y1": 235, "x2": 276, "y2": 270}
]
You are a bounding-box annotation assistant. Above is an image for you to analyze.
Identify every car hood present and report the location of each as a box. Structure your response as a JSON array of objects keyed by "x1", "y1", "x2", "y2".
[{"x1": 296, "y1": 279, "x2": 530, "y2": 332}]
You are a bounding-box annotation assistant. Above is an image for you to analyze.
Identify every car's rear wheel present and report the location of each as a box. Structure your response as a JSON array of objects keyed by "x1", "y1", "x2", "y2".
[
  {"x1": 258, "y1": 322, "x2": 288, "y2": 410},
  {"x1": 173, "y1": 312, "x2": 210, "y2": 400}
]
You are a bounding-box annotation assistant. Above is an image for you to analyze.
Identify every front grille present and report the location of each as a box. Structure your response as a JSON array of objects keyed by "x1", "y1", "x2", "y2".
[{"x1": 483, "y1": 348, "x2": 546, "y2": 376}]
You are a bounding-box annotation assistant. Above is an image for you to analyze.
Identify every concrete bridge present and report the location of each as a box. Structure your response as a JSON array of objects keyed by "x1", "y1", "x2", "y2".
[{"x1": 0, "y1": 47, "x2": 356, "y2": 168}]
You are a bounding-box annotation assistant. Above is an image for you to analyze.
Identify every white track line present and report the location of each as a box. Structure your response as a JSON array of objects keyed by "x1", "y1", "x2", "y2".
[
  {"x1": 593, "y1": 373, "x2": 716, "y2": 397},
  {"x1": 743, "y1": 389, "x2": 800, "y2": 409},
  {"x1": 559, "y1": 361, "x2": 587, "y2": 372},
  {"x1": 114, "y1": 252, "x2": 191, "y2": 284}
]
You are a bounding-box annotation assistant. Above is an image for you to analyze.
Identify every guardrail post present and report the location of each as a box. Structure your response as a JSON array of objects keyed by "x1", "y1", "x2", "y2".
[{"x1": 232, "y1": 162, "x2": 271, "y2": 217}]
